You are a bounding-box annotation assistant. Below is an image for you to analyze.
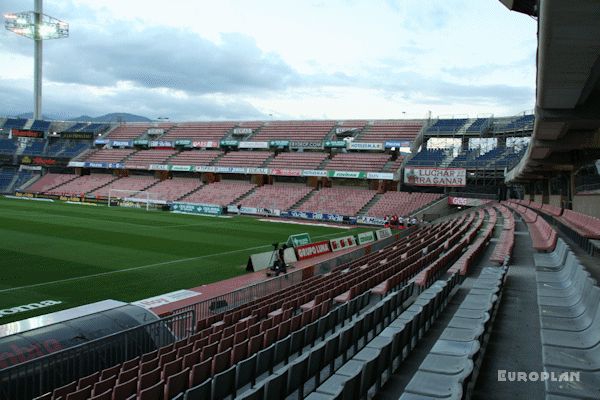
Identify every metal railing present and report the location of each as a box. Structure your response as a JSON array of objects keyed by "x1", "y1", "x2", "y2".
[
  {"x1": 0, "y1": 311, "x2": 193, "y2": 400},
  {"x1": 171, "y1": 268, "x2": 305, "y2": 323}
]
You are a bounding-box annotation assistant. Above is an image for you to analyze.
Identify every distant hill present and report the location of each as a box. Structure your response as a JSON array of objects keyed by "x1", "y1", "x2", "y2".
[
  {"x1": 70, "y1": 113, "x2": 153, "y2": 123},
  {"x1": 13, "y1": 112, "x2": 152, "y2": 123}
]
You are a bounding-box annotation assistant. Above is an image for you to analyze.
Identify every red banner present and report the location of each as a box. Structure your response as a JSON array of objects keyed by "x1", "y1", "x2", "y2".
[
  {"x1": 295, "y1": 240, "x2": 331, "y2": 260},
  {"x1": 12, "y1": 129, "x2": 43, "y2": 138}
]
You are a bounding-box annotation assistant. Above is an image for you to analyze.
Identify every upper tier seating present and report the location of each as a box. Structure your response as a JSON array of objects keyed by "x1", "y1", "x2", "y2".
[
  {"x1": 124, "y1": 150, "x2": 178, "y2": 169},
  {"x1": 24, "y1": 173, "x2": 77, "y2": 193},
  {"x1": 105, "y1": 124, "x2": 156, "y2": 140},
  {"x1": 326, "y1": 153, "x2": 390, "y2": 172},
  {"x1": 81, "y1": 149, "x2": 135, "y2": 163},
  {"x1": 89, "y1": 175, "x2": 158, "y2": 198},
  {"x1": 466, "y1": 117, "x2": 491, "y2": 133},
  {"x1": 46, "y1": 174, "x2": 117, "y2": 196},
  {"x1": 215, "y1": 151, "x2": 271, "y2": 168},
  {"x1": 181, "y1": 181, "x2": 256, "y2": 206},
  {"x1": 0, "y1": 169, "x2": 36, "y2": 193},
  {"x1": 0, "y1": 138, "x2": 17, "y2": 154},
  {"x1": 0, "y1": 168, "x2": 16, "y2": 192},
  {"x1": 357, "y1": 121, "x2": 422, "y2": 143},
  {"x1": 297, "y1": 187, "x2": 377, "y2": 215},
  {"x1": 168, "y1": 150, "x2": 222, "y2": 166},
  {"x1": 495, "y1": 114, "x2": 534, "y2": 132},
  {"x1": 21, "y1": 140, "x2": 46, "y2": 155},
  {"x1": 267, "y1": 152, "x2": 328, "y2": 170},
  {"x1": 30, "y1": 120, "x2": 51, "y2": 132},
  {"x1": 137, "y1": 177, "x2": 203, "y2": 202},
  {"x1": 426, "y1": 118, "x2": 468, "y2": 134},
  {"x1": 0, "y1": 118, "x2": 27, "y2": 130},
  {"x1": 366, "y1": 191, "x2": 443, "y2": 218},
  {"x1": 240, "y1": 184, "x2": 313, "y2": 211},
  {"x1": 252, "y1": 121, "x2": 334, "y2": 141},
  {"x1": 405, "y1": 149, "x2": 446, "y2": 166},
  {"x1": 161, "y1": 122, "x2": 236, "y2": 141}
]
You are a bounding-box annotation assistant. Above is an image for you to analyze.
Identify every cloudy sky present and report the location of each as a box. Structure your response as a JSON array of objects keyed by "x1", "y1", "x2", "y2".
[{"x1": 0, "y1": 0, "x2": 537, "y2": 121}]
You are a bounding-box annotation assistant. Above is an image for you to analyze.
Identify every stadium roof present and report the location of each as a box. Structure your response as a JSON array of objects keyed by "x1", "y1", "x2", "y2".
[{"x1": 506, "y1": 0, "x2": 600, "y2": 181}]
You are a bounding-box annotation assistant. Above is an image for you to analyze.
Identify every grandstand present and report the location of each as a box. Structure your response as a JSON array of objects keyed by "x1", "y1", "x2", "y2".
[
  {"x1": 252, "y1": 121, "x2": 335, "y2": 141},
  {"x1": 2, "y1": 2, "x2": 600, "y2": 400},
  {"x1": 181, "y1": 180, "x2": 256, "y2": 206},
  {"x1": 297, "y1": 187, "x2": 377, "y2": 216}
]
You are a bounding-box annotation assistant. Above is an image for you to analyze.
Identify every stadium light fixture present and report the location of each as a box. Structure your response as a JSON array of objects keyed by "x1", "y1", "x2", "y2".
[{"x1": 4, "y1": 0, "x2": 69, "y2": 120}]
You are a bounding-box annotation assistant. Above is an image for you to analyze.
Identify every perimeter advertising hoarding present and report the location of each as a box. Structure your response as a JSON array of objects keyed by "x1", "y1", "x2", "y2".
[
  {"x1": 356, "y1": 231, "x2": 376, "y2": 245},
  {"x1": 403, "y1": 167, "x2": 466, "y2": 187},
  {"x1": 329, "y1": 235, "x2": 357, "y2": 252},
  {"x1": 375, "y1": 228, "x2": 393, "y2": 240},
  {"x1": 295, "y1": 240, "x2": 331, "y2": 260},
  {"x1": 238, "y1": 141, "x2": 269, "y2": 149},
  {"x1": 348, "y1": 142, "x2": 384, "y2": 151},
  {"x1": 448, "y1": 197, "x2": 492, "y2": 207},
  {"x1": 171, "y1": 202, "x2": 222, "y2": 215}
]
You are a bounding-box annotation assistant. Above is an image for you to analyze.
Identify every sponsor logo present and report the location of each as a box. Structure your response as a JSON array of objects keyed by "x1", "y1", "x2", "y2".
[
  {"x1": 111, "y1": 140, "x2": 132, "y2": 147},
  {"x1": 404, "y1": 167, "x2": 467, "y2": 187},
  {"x1": 269, "y1": 140, "x2": 290, "y2": 147},
  {"x1": 295, "y1": 241, "x2": 331, "y2": 260},
  {"x1": 149, "y1": 164, "x2": 169, "y2": 171},
  {"x1": 0, "y1": 300, "x2": 62, "y2": 319},
  {"x1": 238, "y1": 141, "x2": 269, "y2": 149},
  {"x1": 324, "y1": 140, "x2": 347, "y2": 148},
  {"x1": 497, "y1": 370, "x2": 580, "y2": 383},
  {"x1": 302, "y1": 170, "x2": 328, "y2": 177},
  {"x1": 348, "y1": 142, "x2": 383, "y2": 150},
  {"x1": 149, "y1": 140, "x2": 174, "y2": 148},
  {"x1": 61, "y1": 132, "x2": 93, "y2": 140},
  {"x1": 289, "y1": 141, "x2": 323, "y2": 149},
  {"x1": 192, "y1": 141, "x2": 219, "y2": 148},
  {"x1": 384, "y1": 141, "x2": 411, "y2": 149},
  {"x1": 375, "y1": 228, "x2": 393, "y2": 240},
  {"x1": 12, "y1": 129, "x2": 43, "y2": 138},
  {"x1": 330, "y1": 235, "x2": 357, "y2": 252},
  {"x1": 95, "y1": 139, "x2": 109, "y2": 145},
  {"x1": 146, "y1": 128, "x2": 164, "y2": 135},
  {"x1": 330, "y1": 170, "x2": 365, "y2": 179},
  {"x1": 0, "y1": 338, "x2": 64, "y2": 368},
  {"x1": 220, "y1": 140, "x2": 239, "y2": 146},
  {"x1": 232, "y1": 127, "x2": 253, "y2": 135},
  {"x1": 271, "y1": 168, "x2": 303, "y2": 176},
  {"x1": 366, "y1": 172, "x2": 395, "y2": 180},
  {"x1": 356, "y1": 231, "x2": 376, "y2": 244},
  {"x1": 132, "y1": 290, "x2": 201, "y2": 309},
  {"x1": 448, "y1": 196, "x2": 491, "y2": 207}
]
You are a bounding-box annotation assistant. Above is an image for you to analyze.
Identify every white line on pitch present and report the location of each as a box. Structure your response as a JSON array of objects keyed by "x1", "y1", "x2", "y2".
[{"x1": 0, "y1": 231, "x2": 354, "y2": 293}]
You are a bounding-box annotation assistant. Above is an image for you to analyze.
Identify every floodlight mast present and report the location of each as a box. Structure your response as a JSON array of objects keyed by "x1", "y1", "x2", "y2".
[{"x1": 4, "y1": 0, "x2": 69, "y2": 120}]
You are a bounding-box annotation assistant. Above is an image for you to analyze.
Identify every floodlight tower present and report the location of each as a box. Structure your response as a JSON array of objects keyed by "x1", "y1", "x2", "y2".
[{"x1": 4, "y1": 0, "x2": 69, "y2": 119}]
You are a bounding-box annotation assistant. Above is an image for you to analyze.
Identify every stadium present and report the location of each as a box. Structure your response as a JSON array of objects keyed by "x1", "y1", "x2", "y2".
[{"x1": 1, "y1": 0, "x2": 599, "y2": 399}]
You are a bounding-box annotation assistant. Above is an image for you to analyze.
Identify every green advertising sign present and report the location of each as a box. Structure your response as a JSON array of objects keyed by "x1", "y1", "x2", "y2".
[
  {"x1": 324, "y1": 140, "x2": 347, "y2": 148},
  {"x1": 286, "y1": 233, "x2": 311, "y2": 247},
  {"x1": 171, "y1": 202, "x2": 222, "y2": 215},
  {"x1": 175, "y1": 140, "x2": 192, "y2": 147},
  {"x1": 220, "y1": 140, "x2": 239, "y2": 147},
  {"x1": 356, "y1": 231, "x2": 375, "y2": 245},
  {"x1": 133, "y1": 139, "x2": 149, "y2": 146},
  {"x1": 269, "y1": 140, "x2": 290, "y2": 147},
  {"x1": 328, "y1": 170, "x2": 367, "y2": 179}
]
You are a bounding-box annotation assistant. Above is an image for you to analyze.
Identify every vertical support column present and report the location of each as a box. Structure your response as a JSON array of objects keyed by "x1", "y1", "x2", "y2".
[
  {"x1": 542, "y1": 178, "x2": 550, "y2": 204},
  {"x1": 33, "y1": 0, "x2": 43, "y2": 120}
]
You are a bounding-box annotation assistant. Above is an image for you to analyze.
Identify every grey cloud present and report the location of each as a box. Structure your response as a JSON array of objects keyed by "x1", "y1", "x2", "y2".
[
  {"x1": 38, "y1": 26, "x2": 300, "y2": 95},
  {"x1": 0, "y1": 80, "x2": 267, "y2": 121}
]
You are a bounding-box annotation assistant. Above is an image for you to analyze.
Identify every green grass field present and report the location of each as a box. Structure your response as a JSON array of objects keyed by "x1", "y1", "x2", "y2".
[{"x1": 0, "y1": 197, "x2": 367, "y2": 324}]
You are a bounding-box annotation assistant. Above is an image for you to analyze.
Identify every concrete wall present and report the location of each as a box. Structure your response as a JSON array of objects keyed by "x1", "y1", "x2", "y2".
[
  {"x1": 414, "y1": 197, "x2": 451, "y2": 221},
  {"x1": 573, "y1": 194, "x2": 600, "y2": 219},
  {"x1": 548, "y1": 195, "x2": 564, "y2": 208},
  {"x1": 534, "y1": 194, "x2": 544, "y2": 204}
]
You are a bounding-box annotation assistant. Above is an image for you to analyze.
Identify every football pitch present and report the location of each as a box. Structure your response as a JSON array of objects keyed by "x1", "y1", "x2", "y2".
[{"x1": 0, "y1": 197, "x2": 367, "y2": 324}]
